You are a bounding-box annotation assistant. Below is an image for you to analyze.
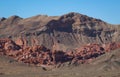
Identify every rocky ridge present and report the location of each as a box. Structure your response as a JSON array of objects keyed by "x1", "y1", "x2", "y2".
[{"x1": 0, "y1": 12, "x2": 120, "y2": 51}]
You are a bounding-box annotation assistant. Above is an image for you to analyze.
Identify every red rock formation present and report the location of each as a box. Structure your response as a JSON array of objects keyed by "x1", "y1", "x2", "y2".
[
  {"x1": 1, "y1": 38, "x2": 120, "y2": 66},
  {"x1": 104, "y1": 42, "x2": 120, "y2": 52}
]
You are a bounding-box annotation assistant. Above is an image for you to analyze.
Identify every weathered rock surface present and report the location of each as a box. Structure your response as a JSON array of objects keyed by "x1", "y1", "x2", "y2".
[
  {"x1": 0, "y1": 39, "x2": 120, "y2": 66},
  {"x1": 0, "y1": 12, "x2": 120, "y2": 66},
  {"x1": 0, "y1": 12, "x2": 120, "y2": 51}
]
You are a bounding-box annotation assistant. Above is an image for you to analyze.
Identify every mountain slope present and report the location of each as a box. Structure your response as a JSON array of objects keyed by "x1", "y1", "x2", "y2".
[{"x1": 0, "y1": 12, "x2": 120, "y2": 50}]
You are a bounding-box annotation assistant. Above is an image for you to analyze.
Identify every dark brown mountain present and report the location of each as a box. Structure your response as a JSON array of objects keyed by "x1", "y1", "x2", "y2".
[
  {"x1": 0, "y1": 13, "x2": 120, "y2": 77},
  {"x1": 0, "y1": 12, "x2": 120, "y2": 51}
]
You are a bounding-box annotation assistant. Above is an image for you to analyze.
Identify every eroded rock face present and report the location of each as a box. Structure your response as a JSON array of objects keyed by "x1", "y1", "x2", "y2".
[
  {"x1": 0, "y1": 12, "x2": 120, "y2": 51},
  {"x1": 0, "y1": 12, "x2": 120, "y2": 66},
  {"x1": 0, "y1": 38, "x2": 120, "y2": 66}
]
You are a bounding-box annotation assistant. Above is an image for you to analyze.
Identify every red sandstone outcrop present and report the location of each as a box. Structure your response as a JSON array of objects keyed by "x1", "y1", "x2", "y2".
[
  {"x1": 1, "y1": 38, "x2": 120, "y2": 66},
  {"x1": 104, "y1": 42, "x2": 120, "y2": 52}
]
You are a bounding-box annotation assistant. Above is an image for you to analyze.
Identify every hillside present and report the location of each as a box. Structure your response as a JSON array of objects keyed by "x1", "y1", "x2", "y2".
[
  {"x1": 0, "y1": 12, "x2": 120, "y2": 51},
  {"x1": 0, "y1": 12, "x2": 120, "y2": 77}
]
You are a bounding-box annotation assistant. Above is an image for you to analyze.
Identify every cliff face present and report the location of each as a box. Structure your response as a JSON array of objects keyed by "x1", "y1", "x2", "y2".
[{"x1": 0, "y1": 12, "x2": 120, "y2": 51}]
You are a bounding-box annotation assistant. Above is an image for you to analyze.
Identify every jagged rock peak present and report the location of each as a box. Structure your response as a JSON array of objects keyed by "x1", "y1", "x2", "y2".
[
  {"x1": 8, "y1": 15, "x2": 23, "y2": 20},
  {"x1": 59, "y1": 12, "x2": 103, "y2": 24},
  {"x1": 61, "y1": 12, "x2": 81, "y2": 17},
  {"x1": 59, "y1": 12, "x2": 82, "y2": 20},
  {"x1": 0, "y1": 17, "x2": 6, "y2": 21}
]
